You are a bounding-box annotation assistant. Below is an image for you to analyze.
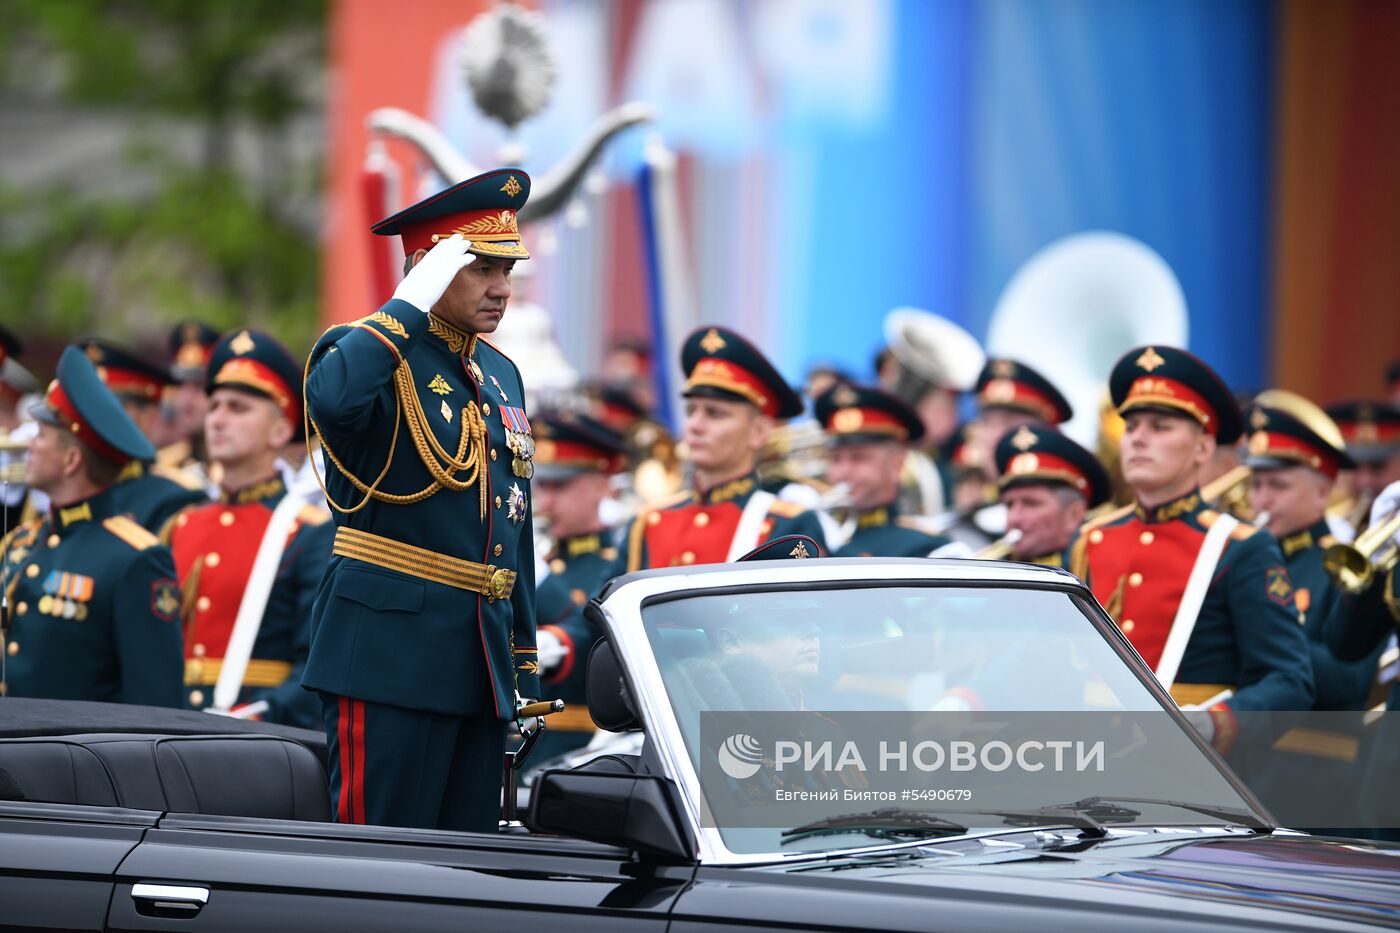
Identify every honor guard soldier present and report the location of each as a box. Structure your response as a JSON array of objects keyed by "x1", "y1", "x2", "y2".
[
  {"x1": 529, "y1": 409, "x2": 626, "y2": 761},
  {"x1": 1071, "y1": 346, "x2": 1314, "y2": 737},
  {"x1": 1245, "y1": 393, "x2": 1388, "y2": 711},
  {"x1": 161, "y1": 319, "x2": 221, "y2": 473},
  {"x1": 164, "y1": 329, "x2": 331, "y2": 727},
  {"x1": 303, "y1": 169, "x2": 541, "y2": 832},
  {"x1": 1, "y1": 346, "x2": 184, "y2": 705},
  {"x1": 77, "y1": 338, "x2": 208, "y2": 531},
  {"x1": 814, "y1": 383, "x2": 954, "y2": 557},
  {"x1": 615, "y1": 326, "x2": 826, "y2": 572},
  {"x1": 995, "y1": 425, "x2": 1110, "y2": 566}
]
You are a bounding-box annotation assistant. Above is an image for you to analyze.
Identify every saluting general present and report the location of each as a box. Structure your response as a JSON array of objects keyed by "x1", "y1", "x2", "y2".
[
  {"x1": 303, "y1": 169, "x2": 540, "y2": 832},
  {"x1": 1070, "y1": 346, "x2": 1314, "y2": 746},
  {"x1": 615, "y1": 326, "x2": 826, "y2": 572}
]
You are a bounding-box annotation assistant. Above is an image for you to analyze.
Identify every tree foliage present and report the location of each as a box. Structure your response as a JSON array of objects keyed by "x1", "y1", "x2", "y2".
[{"x1": 0, "y1": 0, "x2": 327, "y2": 357}]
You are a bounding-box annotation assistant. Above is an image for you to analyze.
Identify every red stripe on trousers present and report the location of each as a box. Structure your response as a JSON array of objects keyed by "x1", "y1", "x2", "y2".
[
  {"x1": 337, "y1": 695, "x2": 353, "y2": 823},
  {"x1": 351, "y1": 699, "x2": 366, "y2": 824}
]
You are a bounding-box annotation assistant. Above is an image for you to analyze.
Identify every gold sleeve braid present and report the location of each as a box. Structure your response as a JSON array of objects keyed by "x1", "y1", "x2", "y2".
[{"x1": 304, "y1": 346, "x2": 489, "y2": 518}]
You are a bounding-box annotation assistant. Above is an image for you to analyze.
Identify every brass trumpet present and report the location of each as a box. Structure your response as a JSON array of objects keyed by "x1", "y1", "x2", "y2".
[
  {"x1": 1201, "y1": 463, "x2": 1253, "y2": 521},
  {"x1": 1324, "y1": 511, "x2": 1400, "y2": 595},
  {"x1": 0, "y1": 432, "x2": 28, "y2": 486}
]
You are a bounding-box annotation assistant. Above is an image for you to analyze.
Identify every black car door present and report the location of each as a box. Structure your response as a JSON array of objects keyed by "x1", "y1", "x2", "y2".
[
  {"x1": 0, "y1": 800, "x2": 159, "y2": 933},
  {"x1": 105, "y1": 814, "x2": 693, "y2": 932}
]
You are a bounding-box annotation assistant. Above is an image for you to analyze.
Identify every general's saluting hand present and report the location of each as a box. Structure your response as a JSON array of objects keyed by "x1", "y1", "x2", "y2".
[{"x1": 393, "y1": 233, "x2": 477, "y2": 314}]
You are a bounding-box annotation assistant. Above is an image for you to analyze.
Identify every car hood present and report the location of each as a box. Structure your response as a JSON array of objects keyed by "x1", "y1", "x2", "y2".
[{"x1": 774, "y1": 832, "x2": 1400, "y2": 929}]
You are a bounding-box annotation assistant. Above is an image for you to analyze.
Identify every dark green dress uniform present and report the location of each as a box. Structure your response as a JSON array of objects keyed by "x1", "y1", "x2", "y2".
[
  {"x1": 1072, "y1": 347, "x2": 1315, "y2": 732},
  {"x1": 814, "y1": 382, "x2": 953, "y2": 558},
  {"x1": 615, "y1": 326, "x2": 827, "y2": 572},
  {"x1": 303, "y1": 169, "x2": 539, "y2": 832},
  {"x1": 2, "y1": 346, "x2": 184, "y2": 706},
  {"x1": 994, "y1": 424, "x2": 1112, "y2": 568},
  {"x1": 528, "y1": 410, "x2": 628, "y2": 762}
]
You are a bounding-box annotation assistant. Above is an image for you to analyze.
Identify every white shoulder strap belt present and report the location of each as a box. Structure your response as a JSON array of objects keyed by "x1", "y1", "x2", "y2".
[
  {"x1": 726, "y1": 491, "x2": 778, "y2": 562},
  {"x1": 1154, "y1": 514, "x2": 1239, "y2": 690},
  {"x1": 212, "y1": 493, "x2": 303, "y2": 711}
]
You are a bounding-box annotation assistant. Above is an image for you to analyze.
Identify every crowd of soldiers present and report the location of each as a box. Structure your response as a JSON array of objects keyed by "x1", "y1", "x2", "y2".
[{"x1": 2, "y1": 166, "x2": 1399, "y2": 834}]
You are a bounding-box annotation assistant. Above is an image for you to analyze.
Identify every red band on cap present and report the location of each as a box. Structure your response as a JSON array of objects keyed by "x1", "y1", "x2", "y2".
[
  {"x1": 596, "y1": 400, "x2": 641, "y2": 431},
  {"x1": 46, "y1": 383, "x2": 128, "y2": 463},
  {"x1": 979, "y1": 379, "x2": 1062, "y2": 423},
  {"x1": 535, "y1": 438, "x2": 621, "y2": 473},
  {"x1": 1338, "y1": 419, "x2": 1400, "y2": 446},
  {"x1": 827, "y1": 407, "x2": 909, "y2": 440},
  {"x1": 398, "y1": 207, "x2": 521, "y2": 255},
  {"x1": 1000, "y1": 450, "x2": 1093, "y2": 502},
  {"x1": 1250, "y1": 431, "x2": 1342, "y2": 478},
  {"x1": 98, "y1": 366, "x2": 163, "y2": 401},
  {"x1": 1121, "y1": 376, "x2": 1218, "y2": 434},
  {"x1": 687, "y1": 358, "x2": 777, "y2": 416},
  {"x1": 213, "y1": 358, "x2": 300, "y2": 423}
]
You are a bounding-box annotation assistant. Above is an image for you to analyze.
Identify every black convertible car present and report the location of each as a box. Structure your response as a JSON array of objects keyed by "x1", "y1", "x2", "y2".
[{"x1": 2, "y1": 558, "x2": 1398, "y2": 931}]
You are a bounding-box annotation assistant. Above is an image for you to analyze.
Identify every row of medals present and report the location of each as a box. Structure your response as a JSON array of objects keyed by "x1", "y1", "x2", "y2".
[
  {"x1": 468, "y1": 357, "x2": 534, "y2": 480},
  {"x1": 37, "y1": 594, "x2": 90, "y2": 621}
]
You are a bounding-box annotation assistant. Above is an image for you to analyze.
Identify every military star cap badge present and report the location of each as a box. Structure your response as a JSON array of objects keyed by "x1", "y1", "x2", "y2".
[
  {"x1": 699, "y1": 328, "x2": 727, "y2": 355},
  {"x1": 1010, "y1": 425, "x2": 1039, "y2": 451},
  {"x1": 1136, "y1": 347, "x2": 1166, "y2": 372}
]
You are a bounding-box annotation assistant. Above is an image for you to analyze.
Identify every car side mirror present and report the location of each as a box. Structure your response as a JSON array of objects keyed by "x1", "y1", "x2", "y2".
[{"x1": 526, "y1": 768, "x2": 694, "y2": 861}]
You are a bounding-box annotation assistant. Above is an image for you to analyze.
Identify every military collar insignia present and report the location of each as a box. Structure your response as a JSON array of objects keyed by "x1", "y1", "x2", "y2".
[
  {"x1": 224, "y1": 475, "x2": 286, "y2": 505},
  {"x1": 701, "y1": 474, "x2": 755, "y2": 505},
  {"x1": 856, "y1": 507, "x2": 890, "y2": 529},
  {"x1": 790, "y1": 539, "x2": 811, "y2": 559},
  {"x1": 699, "y1": 328, "x2": 727, "y2": 355},
  {"x1": 506, "y1": 482, "x2": 528, "y2": 525},
  {"x1": 1010, "y1": 425, "x2": 1038, "y2": 451},
  {"x1": 1136, "y1": 347, "x2": 1166, "y2": 372},
  {"x1": 1137, "y1": 490, "x2": 1202, "y2": 523},
  {"x1": 427, "y1": 314, "x2": 476, "y2": 356},
  {"x1": 428, "y1": 374, "x2": 453, "y2": 396},
  {"x1": 565, "y1": 533, "x2": 602, "y2": 558},
  {"x1": 57, "y1": 501, "x2": 93, "y2": 527},
  {"x1": 1280, "y1": 528, "x2": 1313, "y2": 557},
  {"x1": 230, "y1": 330, "x2": 256, "y2": 355},
  {"x1": 117, "y1": 459, "x2": 145, "y2": 483}
]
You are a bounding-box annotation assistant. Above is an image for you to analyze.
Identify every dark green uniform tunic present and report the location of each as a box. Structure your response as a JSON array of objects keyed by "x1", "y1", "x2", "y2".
[
  {"x1": 831, "y1": 504, "x2": 951, "y2": 558},
  {"x1": 1, "y1": 486, "x2": 184, "y2": 705}
]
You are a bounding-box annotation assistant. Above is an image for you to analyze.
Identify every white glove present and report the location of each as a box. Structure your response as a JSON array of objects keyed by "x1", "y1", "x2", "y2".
[
  {"x1": 1369, "y1": 480, "x2": 1400, "y2": 557},
  {"x1": 537, "y1": 628, "x2": 568, "y2": 672},
  {"x1": 392, "y1": 234, "x2": 476, "y2": 313}
]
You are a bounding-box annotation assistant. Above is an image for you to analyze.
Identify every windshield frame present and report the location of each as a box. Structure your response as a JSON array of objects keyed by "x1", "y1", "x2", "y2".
[{"x1": 593, "y1": 557, "x2": 1271, "y2": 866}]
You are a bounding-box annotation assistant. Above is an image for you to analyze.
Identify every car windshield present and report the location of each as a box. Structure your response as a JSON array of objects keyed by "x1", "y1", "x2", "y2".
[{"x1": 637, "y1": 582, "x2": 1259, "y2": 856}]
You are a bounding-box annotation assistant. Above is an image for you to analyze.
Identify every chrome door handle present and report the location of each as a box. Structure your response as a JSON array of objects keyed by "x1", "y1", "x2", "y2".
[{"x1": 131, "y1": 882, "x2": 210, "y2": 913}]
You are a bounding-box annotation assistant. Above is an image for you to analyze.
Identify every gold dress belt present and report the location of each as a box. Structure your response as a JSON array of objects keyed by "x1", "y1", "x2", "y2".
[
  {"x1": 333, "y1": 526, "x2": 517, "y2": 600},
  {"x1": 185, "y1": 657, "x2": 293, "y2": 687}
]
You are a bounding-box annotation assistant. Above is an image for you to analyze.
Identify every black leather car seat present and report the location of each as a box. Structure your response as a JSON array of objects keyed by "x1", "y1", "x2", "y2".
[{"x1": 0, "y1": 733, "x2": 329, "y2": 821}]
